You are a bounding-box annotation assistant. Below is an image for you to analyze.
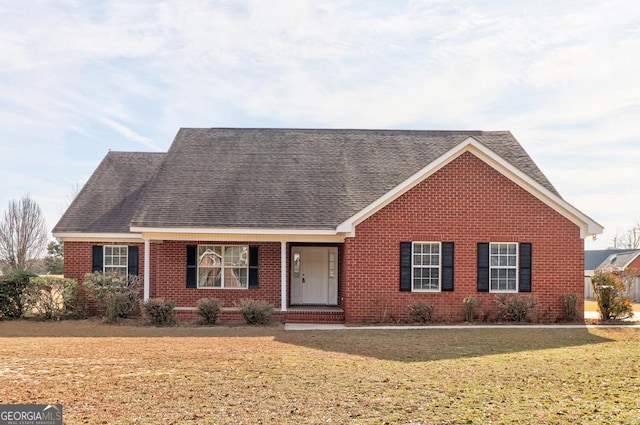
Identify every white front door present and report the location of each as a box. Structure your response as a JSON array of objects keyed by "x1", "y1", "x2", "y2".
[{"x1": 291, "y1": 247, "x2": 338, "y2": 305}]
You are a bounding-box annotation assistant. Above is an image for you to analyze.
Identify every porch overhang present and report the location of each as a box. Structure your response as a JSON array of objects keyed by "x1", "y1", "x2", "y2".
[{"x1": 130, "y1": 226, "x2": 349, "y2": 243}]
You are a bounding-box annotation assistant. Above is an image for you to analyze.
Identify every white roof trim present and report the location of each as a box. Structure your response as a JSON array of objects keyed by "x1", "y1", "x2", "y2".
[
  {"x1": 130, "y1": 226, "x2": 340, "y2": 236},
  {"x1": 53, "y1": 232, "x2": 143, "y2": 241},
  {"x1": 337, "y1": 137, "x2": 604, "y2": 239}
]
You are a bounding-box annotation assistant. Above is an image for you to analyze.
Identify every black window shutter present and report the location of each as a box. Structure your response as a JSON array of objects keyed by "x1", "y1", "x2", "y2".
[
  {"x1": 127, "y1": 246, "x2": 139, "y2": 276},
  {"x1": 186, "y1": 245, "x2": 197, "y2": 288},
  {"x1": 519, "y1": 243, "x2": 532, "y2": 292},
  {"x1": 92, "y1": 245, "x2": 103, "y2": 273},
  {"x1": 399, "y1": 242, "x2": 412, "y2": 292},
  {"x1": 248, "y1": 245, "x2": 259, "y2": 289},
  {"x1": 441, "y1": 242, "x2": 454, "y2": 291},
  {"x1": 477, "y1": 243, "x2": 489, "y2": 292}
]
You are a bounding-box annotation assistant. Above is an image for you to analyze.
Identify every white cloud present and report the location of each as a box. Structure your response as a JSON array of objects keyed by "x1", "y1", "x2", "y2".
[
  {"x1": 99, "y1": 117, "x2": 164, "y2": 151},
  {"x1": 0, "y1": 0, "x2": 638, "y2": 246}
]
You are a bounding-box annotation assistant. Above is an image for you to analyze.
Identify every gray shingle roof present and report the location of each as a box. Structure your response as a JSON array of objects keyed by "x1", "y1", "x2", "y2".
[
  {"x1": 129, "y1": 128, "x2": 558, "y2": 229},
  {"x1": 53, "y1": 152, "x2": 166, "y2": 233},
  {"x1": 593, "y1": 250, "x2": 640, "y2": 271},
  {"x1": 584, "y1": 249, "x2": 640, "y2": 271},
  {"x1": 54, "y1": 128, "x2": 560, "y2": 233}
]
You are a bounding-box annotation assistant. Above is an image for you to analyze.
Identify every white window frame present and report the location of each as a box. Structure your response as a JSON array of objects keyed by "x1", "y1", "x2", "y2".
[
  {"x1": 411, "y1": 242, "x2": 441, "y2": 292},
  {"x1": 489, "y1": 242, "x2": 518, "y2": 293},
  {"x1": 104, "y1": 245, "x2": 128, "y2": 277},
  {"x1": 197, "y1": 245, "x2": 249, "y2": 289}
]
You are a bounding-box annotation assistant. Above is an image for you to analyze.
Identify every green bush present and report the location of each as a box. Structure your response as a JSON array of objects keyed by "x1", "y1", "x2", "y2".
[
  {"x1": 591, "y1": 271, "x2": 633, "y2": 320},
  {"x1": 83, "y1": 272, "x2": 140, "y2": 322},
  {"x1": 561, "y1": 293, "x2": 580, "y2": 322},
  {"x1": 495, "y1": 294, "x2": 537, "y2": 322},
  {"x1": 408, "y1": 301, "x2": 434, "y2": 323},
  {"x1": 22, "y1": 276, "x2": 82, "y2": 319},
  {"x1": 238, "y1": 299, "x2": 274, "y2": 325},
  {"x1": 0, "y1": 270, "x2": 34, "y2": 319},
  {"x1": 463, "y1": 297, "x2": 480, "y2": 322},
  {"x1": 197, "y1": 298, "x2": 221, "y2": 325},
  {"x1": 142, "y1": 298, "x2": 175, "y2": 326}
]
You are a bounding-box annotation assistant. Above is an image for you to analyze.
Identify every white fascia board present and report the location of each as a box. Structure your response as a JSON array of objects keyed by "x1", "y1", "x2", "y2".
[
  {"x1": 337, "y1": 137, "x2": 604, "y2": 239},
  {"x1": 52, "y1": 232, "x2": 143, "y2": 241},
  {"x1": 129, "y1": 226, "x2": 339, "y2": 236}
]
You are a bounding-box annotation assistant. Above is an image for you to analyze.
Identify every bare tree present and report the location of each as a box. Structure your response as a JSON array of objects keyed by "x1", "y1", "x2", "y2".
[
  {"x1": 612, "y1": 223, "x2": 640, "y2": 249},
  {"x1": 58, "y1": 182, "x2": 83, "y2": 216},
  {"x1": 0, "y1": 195, "x2": 48, "y2": 271}
]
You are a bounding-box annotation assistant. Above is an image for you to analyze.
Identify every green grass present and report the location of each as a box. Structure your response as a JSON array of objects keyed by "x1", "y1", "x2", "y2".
[{"x1": 0, "y1": 320, "x2": 639, "y2": 424}]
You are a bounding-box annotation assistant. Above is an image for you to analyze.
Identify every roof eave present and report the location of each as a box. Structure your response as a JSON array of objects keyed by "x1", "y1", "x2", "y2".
[
  {"x1": 129, "y1": 226, "x2": 340, "y2": 235},
  {"x1": 52, "y1": 232, "x2": 143, "y2": 242}
]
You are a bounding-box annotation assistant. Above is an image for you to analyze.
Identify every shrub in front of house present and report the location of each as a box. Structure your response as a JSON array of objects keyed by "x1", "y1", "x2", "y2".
[
  {"x1": 463, "y1": 296, "x2": 480, "y2": 322},
  {"x1": 143, "y1": 298, "x2": 176, "y2": 326},
  {"x1": 560, "y1": 293, "x2": 580, "y2": 322},
  {"x1": 83, "y1": 272, "x2": 140, "y2": 322},
  {"x1": 0, "y1": 269, "x2": 34, "y2": 320},
  {"x1": 408, "y1": 301, "x2": 435, "y2": 323},
  {"x1": 22, "y1": 276, "x2": 83, "y2": 320},
  {"x1": 238, "y1": 299, "x2": 274, "y2": 325},
  {"x1": 196, "y1": 298, "x2": 221, "y2": 325},
  {"x1": 495, "y1": 293, "x2": 537, "y2": 322},
  {"x1": 591, "y1": 271, "x2": 633, "y2": 320}
]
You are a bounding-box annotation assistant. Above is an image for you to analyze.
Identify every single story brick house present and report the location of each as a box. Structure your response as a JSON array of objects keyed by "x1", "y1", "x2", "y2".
[{"x1": 53, "y1": 128, "x2": 602, "y2": 323}]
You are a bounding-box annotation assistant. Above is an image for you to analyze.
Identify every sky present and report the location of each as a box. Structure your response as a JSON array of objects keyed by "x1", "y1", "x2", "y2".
[{"x1": 0, "y1": 0, "x2": 638, "y2": 250}]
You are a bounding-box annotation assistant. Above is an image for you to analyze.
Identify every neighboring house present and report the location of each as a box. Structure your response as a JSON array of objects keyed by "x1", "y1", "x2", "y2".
[
  {"x1": 585, "y1": 249, "x2": 640, "y2": 301},
  {"x1": 53, "y1": 128, "x2": 603, "y2": 323}
]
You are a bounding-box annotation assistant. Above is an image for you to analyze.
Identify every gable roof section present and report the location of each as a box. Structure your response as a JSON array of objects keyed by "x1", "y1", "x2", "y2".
[
  {"x1": 53, "y1": 151, "x2": 166, "y2": 236},
  {"x1": 337, "y1": 137, "x2": 603, "y2": 238},
  {"x1": 129, "y1": 128, "x2": 562, "y2": 232},
  {"x1": 597, "y1": 250, "x2": 640, "y2": 272}
]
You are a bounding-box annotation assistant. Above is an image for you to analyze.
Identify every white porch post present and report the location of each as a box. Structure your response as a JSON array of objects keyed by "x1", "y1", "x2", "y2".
[
  {"x1": 143, "y1": 239, "x2": 150, "y2": 302},
  {"x1": 280, "y1": 241, "x2": 287, "y2": 311}
]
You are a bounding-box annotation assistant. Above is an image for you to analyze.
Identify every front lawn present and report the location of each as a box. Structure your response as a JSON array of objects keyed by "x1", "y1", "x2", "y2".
[{"x1": 0, "y1": 321, "x2": 638, "y2": 424}]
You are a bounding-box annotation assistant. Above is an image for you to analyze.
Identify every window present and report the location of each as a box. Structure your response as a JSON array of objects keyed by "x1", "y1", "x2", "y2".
[
  {"x1": 400, "y1": 241, "x2": 454, "y2": 292},
  {"x1": 293, "y1": 252, "x2": 301, "y2": 278},
  {"x1": 104, "y1": 246, "x2": 128, "y2": 276},
  {"x1": 412, "y1": 242, "x2": 441, "y2": 291},
  {"x1": 198, "y1": 245, "x2": 248, "y2": 288},
  {"x1": 490, "y1": 243, "x2": 518, "y2": 292},
  {"x1": 328, "y1": 251, "x2": 336, "y2": 279}
]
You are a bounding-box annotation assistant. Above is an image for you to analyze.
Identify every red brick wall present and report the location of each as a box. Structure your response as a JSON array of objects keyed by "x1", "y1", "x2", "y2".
[
  {"x1": 63, "y1": 241, "x2": 146, "y2": 314},
  {"x1": 149, "y1": 241, "x2": 282, "y2": 309},
  {"x1": 342, "y1": 151, "x2": 585, "y2": 323},
  {"x1": 64, "y1": 241, "x2": 146, "y2": 285},
  {"x1": 64, "y1": 241, "x2": 283, "y2": 312}
]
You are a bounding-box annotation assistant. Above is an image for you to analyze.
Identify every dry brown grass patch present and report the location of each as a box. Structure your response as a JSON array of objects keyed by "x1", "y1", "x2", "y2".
[{"x1": 0, "y1": 320, "x2": 638, "y2": 424}]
